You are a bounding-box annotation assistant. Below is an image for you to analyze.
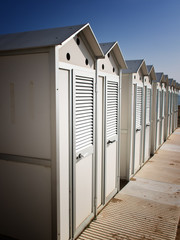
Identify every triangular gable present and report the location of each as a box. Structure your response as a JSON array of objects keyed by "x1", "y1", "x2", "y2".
[
  {"x1": 163, "y1": 74, "x2": 168, "y2": 86},
  {"x1": 100, "y1": 42, "x2": 127, "y2": 69},
  {"x1": 147, "y1": 65, "x2": 156, "y2": 81},
  {"x1": 156, "y1": 72, "x2": 164, "y2": 83},
  {"x1": 168, "y1": 78, "x2": 174, "y2": 88}
]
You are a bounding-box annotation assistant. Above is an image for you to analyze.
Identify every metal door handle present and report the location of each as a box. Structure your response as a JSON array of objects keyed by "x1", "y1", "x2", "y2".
[
  {"x1": 107, "y1": 140, "x2": 116, "y2": 145},
  {"x1": 76, "y1": 153, "x2": 84, "y2": 160}
]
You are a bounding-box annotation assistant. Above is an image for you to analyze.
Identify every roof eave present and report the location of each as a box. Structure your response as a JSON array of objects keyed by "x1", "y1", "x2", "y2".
[
  {"x1": 149, "y1": 66, "x2": 156, "y2": 81},
  {"x1": 113, "y1": 42, "x2": 127, "y2": 69},
  {"x1": 161, "y1": 74, "x2": 165, "y2": 83},
  {"x1": 138, "y1": 60, "x2": 148, "y2": 76},
  {"x1": 82, "y1": 24, "x2": 104, "y2": 59}
]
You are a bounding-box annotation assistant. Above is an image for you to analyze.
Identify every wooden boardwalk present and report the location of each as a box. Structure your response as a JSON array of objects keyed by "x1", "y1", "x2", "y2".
[{"x1": 77, "y1": 128, "x2": 180, "y2": 240}]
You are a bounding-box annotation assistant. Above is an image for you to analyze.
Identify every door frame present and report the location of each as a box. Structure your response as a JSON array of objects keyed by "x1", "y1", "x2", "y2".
[
  {"x1": 97, "y1": 72, "x2": 120, "y2": 209},
  {"x1": 132, "y1": 83, "x2": 144, "y2": 174},
  {"x1": 72, "y1": 67, "x2": 96, "y2": 239},
  {"x1": 58, "y1": 62, "x2": 97, "y2": 240}
]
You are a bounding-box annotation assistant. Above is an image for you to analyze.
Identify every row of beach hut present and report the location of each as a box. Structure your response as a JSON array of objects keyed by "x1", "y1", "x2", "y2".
[
  {"x1": 121, "y1": 61, "x2": 179, "y2": 181},
  {"x1": 0, "y1": 23, "x2": 179, "y2": 240}
]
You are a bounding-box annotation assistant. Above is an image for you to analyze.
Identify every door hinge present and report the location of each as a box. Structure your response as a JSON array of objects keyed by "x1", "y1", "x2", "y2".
[
  {"x1": 95, "y1": 82, "x2": 98, "y2": 93},
  {"x1": 94, "y1": 197, "x2": 97, "y2": 208}
]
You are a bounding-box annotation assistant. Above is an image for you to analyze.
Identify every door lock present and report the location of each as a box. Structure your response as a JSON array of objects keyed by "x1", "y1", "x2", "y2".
[
  {"x1": 107, "y1": 140, "x2": 116, "y2": 145},
  {"x1": 76, "y1": 153, "x2": 84, "y2": 160}
]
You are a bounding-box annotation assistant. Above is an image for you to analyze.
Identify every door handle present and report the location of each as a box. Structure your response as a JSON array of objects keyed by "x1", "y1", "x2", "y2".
[
  {"x1": 107, "y1": 140, "x2": 116, "y2": 145},
  {"x1": 76, "y1": 153, "x2": 84, "y2": 160}
]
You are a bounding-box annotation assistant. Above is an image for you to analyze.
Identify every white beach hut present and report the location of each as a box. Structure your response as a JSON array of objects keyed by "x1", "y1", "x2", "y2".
[
  {"x1": 173, "y1": 82, "x2": 179, "y2": 130},
  {"x1": 120, "y1": 59, "x2": 148, "y2": 180},
  {"x1": 168, "y1": 78, "x2": 174, "y2": 135},
  {"x1": 96, "y1": 42, "x2": 127, "y2": 209},
  {"x1": 0, "y1": 24, "x2": 104, "y2": 240},
  {"x1": 151, "y1": 72, "x2": 164, "y2": 153},
  {"x1": 142, "y1": 65, "x2": 156, "y2": 163},
  {"x1": 159, "y1": 75, "x2": 167, "y2": 145},
  {"x1": 163, "y1": 74, "x2": 169, "y2": 141},
  {"x1": 165, "y1": 77, "x2": 172, "y2": 138}
]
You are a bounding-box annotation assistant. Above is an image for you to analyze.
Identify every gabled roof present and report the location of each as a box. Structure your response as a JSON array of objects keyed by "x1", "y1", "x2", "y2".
[
  {"x1": 156, "y1": 72, "x2": 164, "y2": 83},
  {"x1": 147, "y1": 65, "x2": 153, "y2": 74},
  {"x1": 164, "y1": 75, "x2": 168, "y2": 81},
  {"x1": 168, "y1": 78, "x2": 174, "y2": 86},
  {"x1": 122, "y1": 59, "x2": 148, "y2": 75},
  {"x1": 100, "y1": 42, "x2": 127, "y2": 69},
  {"x1": 163, "y1": 74, "x2": 168, "y2": 85},
  {"x1": 175, "y1": 81, "x2": 179, "y2": 89},
  {"x1": 0, "y1": 23, "x2": 104, "y2": 58},
  {"x1": 177, "y1": 83, "x2": 180, "y2": 90},
  {"x1": 173, "y1": 80, "x2": 176, "y2": 87},
  {"x1": 147, "y1": 65, "x2": 156, "y2": 81},
  {"x1": 100, "y1": 42, "x2": 115, "y2": 55},
  {"x1": 178, "y1": 83, "x2": 180, "y2": 90}
]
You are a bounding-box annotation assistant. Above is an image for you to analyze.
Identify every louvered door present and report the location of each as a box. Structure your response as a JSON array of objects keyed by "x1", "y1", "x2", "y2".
[
  {"x1": 156, "y1": 89, "x2": 161, "y2": 150},
  {"x1": 146, "y1": 88, "x2": 151, "y2": 125},
  {"x1": 72, "y1": 69, "x2": 95, "y2": 235},
  {"x1": 136, "y1": 86, "x2": 143, "y2": 130},
  {"x1": 106, "y1": 80, "x2": 119, "y2": 141},
  {"x1": 105, "y1": 76, "x2": 119, "y2": 200},
  {"x1": 162, "y1": 91, "x2": 166, "y2": 118},
  {"x1": 159, "y1": 90, "x2": 164, "y2": 145},
  {"x1": 75, "y1": 75, "x2": 94, "y2": 157},
  {"x1": 171, "y1": 92, "x2": 173, "y2": 114},
  {"x1": 133, "y1": 85, "x2": 143, "y2": 173},
  {"x1": 168, "y1": 92, "x2": 171, "y2": 115},
  {"x1": 144, "y1": 87, "x2": 151, "y2": 163},
  {"x1": 156, "y1": 90, "x2": 160, "y2": 121},
  {"x1": 160, "y1": 91, "x2": 163, "y2": 119}
]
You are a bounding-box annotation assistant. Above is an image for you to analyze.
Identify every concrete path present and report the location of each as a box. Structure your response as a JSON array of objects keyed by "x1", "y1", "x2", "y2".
[{"x1": 77, "y1": 128, "x2": 180, "y2": 240}]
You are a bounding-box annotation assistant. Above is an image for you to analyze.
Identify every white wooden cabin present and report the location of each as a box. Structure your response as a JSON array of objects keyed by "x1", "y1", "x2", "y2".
[
  {"x1": 172, "y1": 80, "x2": 177, "y2": 131},
  {"x1": 142, "y1": 65, "x2": 156, "y2": 163},
  {"x1": 160, "y1": 75, "x2": 167, "y2": 145},
  {"x1": 0, "y1": 23, "x2": 104, "y2": 240},
  {"x1": 97, "y1": 42, "x2": 127, "y2": 209},
  {"x1": 173, "y1": 82, "x2": 179, "y2": 130},
  {"x1": 165, "y1": 77, "x2": 172, "y2": 138},
  {"x1": 163, "y1": 75, "x2": 169, "y2": 141},
  {"x1": 121, "y1": 60, "x2": 148, "y2": 180},
  {"x1": 151, "y1": 72, "x2": 164, "y2": 153},
  {"x1": 168, "y1": 78, "x2": 174, "y2": 135}
]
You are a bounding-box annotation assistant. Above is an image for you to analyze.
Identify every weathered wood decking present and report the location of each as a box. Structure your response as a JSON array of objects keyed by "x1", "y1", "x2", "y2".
[{"x1": 77, "y1": 128, "x2": 180, "y2": 240}]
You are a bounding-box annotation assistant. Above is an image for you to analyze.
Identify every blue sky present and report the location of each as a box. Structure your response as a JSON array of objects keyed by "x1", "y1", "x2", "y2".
[{"x1": 0, "y1": 0, "x2": 180, "y2": 83}]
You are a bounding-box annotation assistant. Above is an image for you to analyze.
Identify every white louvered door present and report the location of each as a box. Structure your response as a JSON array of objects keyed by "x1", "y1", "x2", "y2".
[
  {"x1": 168, "y1": 91, "x2": 171, "y2": 136},
  {"x1": 134, "y1": 85, "x2": 143, "y2": 172},
  {"x1": 105, "y1": 75, "x2": 119, "y2": 200},
  {"x1": 72, "y1": 69, "x2": 95, "y2": 234},
  {"x1": 159, "y1": 91, "x2": 163, "y2": 145},
  {"x1": 146, "y1": 88, "x2": 151, "y2": 126},
  {"x1": 160, "y1": 90, "x2": 165, "y2": 145},
  {"x1": 155, "y1": 90, "x2": 160, "y2": 150},
  {"x1": 136, "y1": 86, "x2": 143, "y2": 130},
  {"x1": 144, "y1": 87, "x2": 151, "y2": 163}
]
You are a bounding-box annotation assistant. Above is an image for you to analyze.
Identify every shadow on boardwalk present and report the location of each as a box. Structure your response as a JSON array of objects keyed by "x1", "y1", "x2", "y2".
[{"x1": 78, "y1": 128, "x2": 180, "y2": 240}]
